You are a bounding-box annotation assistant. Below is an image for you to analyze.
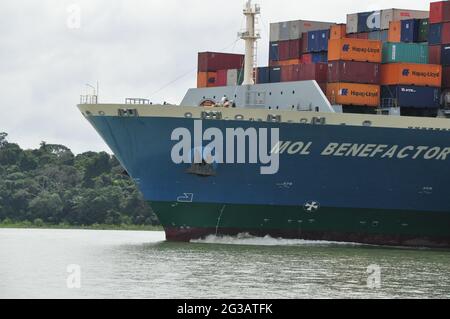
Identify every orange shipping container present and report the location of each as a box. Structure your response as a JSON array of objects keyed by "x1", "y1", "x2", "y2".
[
  {"x1": 197, "y1": 72, "x2": 217, "y2": 88},
  {"x1": 388, "y1": 21, "x2": 401, "y2": 43},
  {"x1": 330, "y1": 24, "x2": 347, "y2": 40},
  {"x1": 328, "y1": 39, "x2": 382, "y2": 63},
  {"x1": 326, "y1": 83, "x2": 380, "y2": 106},
  {"x1": 380, "y1": 63, "x2": 442, "y2": 87},
  {"x1": 270, "y1": 58, "x2": 301, "y2": 67}
]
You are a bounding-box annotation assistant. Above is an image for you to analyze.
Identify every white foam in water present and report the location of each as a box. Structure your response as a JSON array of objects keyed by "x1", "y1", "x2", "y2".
[{"x1": 190, "y1": 233, "x2": 364, "y2": 247}]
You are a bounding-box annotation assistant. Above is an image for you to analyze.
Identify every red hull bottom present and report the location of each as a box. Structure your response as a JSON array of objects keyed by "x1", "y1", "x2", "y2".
[{"x1": 165, "y1": 227, "x2": 450, "y2": 249}]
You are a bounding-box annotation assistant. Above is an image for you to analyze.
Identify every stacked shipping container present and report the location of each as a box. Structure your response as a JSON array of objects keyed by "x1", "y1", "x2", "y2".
[
  {"x1": 197, "y1": 52, "x2": 244, "y2": 88},
  {"x1": 429, "y1": 1, "x2": 450, "y2": 107},
  {"x1": 326, "y1": 37, "x2": 382, "y2": 108},
  {"x1": 198, "y1": 2, "x2": 450, "y2": 113}
]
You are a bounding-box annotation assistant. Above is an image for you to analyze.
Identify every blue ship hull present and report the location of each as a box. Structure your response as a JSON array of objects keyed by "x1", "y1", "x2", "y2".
[{"x1": 85, "y1": 114, "x2": 450, "y2": 247}]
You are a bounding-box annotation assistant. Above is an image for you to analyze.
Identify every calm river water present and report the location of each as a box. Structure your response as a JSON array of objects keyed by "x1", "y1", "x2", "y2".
[{"x1": 0, "y1": 228, "x2": 449, "y2": 299}]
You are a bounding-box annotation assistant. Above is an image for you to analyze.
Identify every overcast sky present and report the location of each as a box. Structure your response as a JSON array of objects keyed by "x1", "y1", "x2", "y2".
[{"x1": 0, "y1": 0, "x2": 434, "y2": 154}]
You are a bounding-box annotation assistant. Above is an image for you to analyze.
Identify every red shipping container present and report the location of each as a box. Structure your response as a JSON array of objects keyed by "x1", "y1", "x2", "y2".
[
  {"x1": 430, "y1": 1, "x2": 450, "y2": 24},
  {"x1": 301, "y1": 54, "x2": 313, "y2": 64},
  {"x1": 289, "y1": 39, "x2": 301, "y2": 59},
  {"x1": 301, "y1": 32, "x2": 308, "y2": 54},
  {"x1": 442, "y1": 22, "x2": 450, "y2": 44},
  {"x1": 215, "y1": 69, "x2": 228, "y2": 86},
  {"x1": 443, "y1": 66, "x2": 450, "y2": 88},
  {"x1": 318, "y1": 83, "x2": 327, "y2": 95},
  {"x1": 298, "y1": 63, "x2": 328, "y2": 82},
  {"x1": 346, "y1": 32, "x2": 369, "y2": 39},
  {"x1": 281, "y1": 64, "x2": 300, "y2": 82},
  {"x1": 278, "y1": 40, "x2": 290, "y2": 60},
  {"x1": 198, "y1": 52, "x2": 244, "y2": 72},
  {"x1": 429, "y1": 45, "x2": 442, "y2": 64},
  {"x1": 327, "y1": 61, "x2": 380, "y2": 84}
]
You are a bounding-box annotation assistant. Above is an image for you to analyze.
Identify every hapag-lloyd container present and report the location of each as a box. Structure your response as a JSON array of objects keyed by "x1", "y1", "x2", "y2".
[
  {"x1": 430, "y1": 1, "x2": 450, "y2": 24},
  {"x1": 382, "y1": 43, "x2": 429, "y2": 64},
  {"x1": 198, "y1": 52, "x2": 244, "y2": 72},
  {"x1": 328, "y1": 61, "x2": 380, "y2": 84},
  {"x1": 326, "y1": 83, "x2": 380, "y2": 106},
  {"x1": 328, "y1": 39, "x2": 382, "y2": 63},
  {"x1": 380, "y1": 63, "x2": 442, "y2": 87},
  {"x1": 381, "y1": 85, "x2": 441, "y2": 108}
]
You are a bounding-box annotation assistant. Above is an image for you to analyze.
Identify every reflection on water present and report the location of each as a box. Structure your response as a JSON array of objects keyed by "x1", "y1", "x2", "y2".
[{"x1": 0, "y1": 229, "x2": 449, "y2": 299}]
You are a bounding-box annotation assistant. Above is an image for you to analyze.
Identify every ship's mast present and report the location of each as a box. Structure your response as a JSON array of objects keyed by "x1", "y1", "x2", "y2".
[{"x1": 240, "y1": 0, "x2": 260, "y2": 86}]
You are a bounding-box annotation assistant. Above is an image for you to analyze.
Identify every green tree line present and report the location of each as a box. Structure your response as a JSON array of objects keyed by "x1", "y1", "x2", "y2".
[{"x1": 0, "y1": 132, "x2": 159, "y2": 227}]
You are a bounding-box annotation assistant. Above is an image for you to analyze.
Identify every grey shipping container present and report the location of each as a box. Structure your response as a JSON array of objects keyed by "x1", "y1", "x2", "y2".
[
  {"x1": 270, "y1": 23, "x2": 280, "y2": 42},
  {"x1": 380, "y1": 9, "x2": 429, "y2": 30},
  {"x1": 279, "y1": 21, "x2": 291, "y2": 41}
]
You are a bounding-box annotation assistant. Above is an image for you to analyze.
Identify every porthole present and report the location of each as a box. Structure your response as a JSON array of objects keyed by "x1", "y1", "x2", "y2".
[
  {"x1": 235, "y1": 114, "x2": 244, "y2": 120},
  {"x1": 363, "y1": 120, "x2": 372, "y2": 127},
  {"x1": 184, "y1": 112, "x2": 193, "y2": 118}
]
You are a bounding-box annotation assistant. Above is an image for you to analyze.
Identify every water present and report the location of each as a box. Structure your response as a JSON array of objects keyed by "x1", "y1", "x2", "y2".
[{"x1": 0, "y1": 228, "x2": 449, "y2": 299}]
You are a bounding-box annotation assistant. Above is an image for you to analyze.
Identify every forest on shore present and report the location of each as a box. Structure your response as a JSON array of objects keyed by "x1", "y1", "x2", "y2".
[{"x1": 0, "y1": 132, "x2": 160, "y2": 228}]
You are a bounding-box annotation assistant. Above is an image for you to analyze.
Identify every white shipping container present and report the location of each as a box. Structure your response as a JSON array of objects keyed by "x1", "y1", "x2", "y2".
[
  {"x1": 227, "y1": 69, "x2": 238, "y2": 86},
  {"x1": 380, "y1": 9, "x2": 429, "y2": 30},
  {"x1": 346, "y1": 13, "x2": 358, "y2": 34},
  {"x1": 290, "y1": 21, "x2": 301, "y2": 40}
]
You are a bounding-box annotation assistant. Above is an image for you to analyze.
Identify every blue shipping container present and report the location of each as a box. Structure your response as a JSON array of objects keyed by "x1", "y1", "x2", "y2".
[
  {"x1": 442, "y1": 45, "x2": 450, "y2": 66},
  {"x1": 311, "y1": 52, "x2": 328, "y2": 63},
  {"x1": 368, "y1": 30, "x2": 388, "y2": 42},
  {"x1": 429, "y1": 23, "x2": 442, "y2": 45},
  {"x1": 307, "y1": 30, "x2": 330, "y2": 52},
  {"x1": 381, "y1": 85, "x2": 441, "y2": 108},
  {"x1": 257, "y1": 67, "x2": 270, "y2": 84},
  {"x1": 269, "y1": 42, "x2": 279, "y2": 61},
  {"x1": 269, "y1": 67, "x2": 281, "y2": 83},
  {"x1": 401, "y1": 19, "x2": 419, "y2": 43}
]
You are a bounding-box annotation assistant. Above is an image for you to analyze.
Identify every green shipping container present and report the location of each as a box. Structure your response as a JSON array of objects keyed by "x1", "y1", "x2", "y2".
[
  {"x1": 418, "y1": 19, "x2": 429, "y2": 43},
  {"x1": 382, "y1": 43, "x2": 429, "y2": 64}
]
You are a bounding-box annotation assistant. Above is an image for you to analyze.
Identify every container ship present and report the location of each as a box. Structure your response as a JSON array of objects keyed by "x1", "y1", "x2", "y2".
[{"x1": 78, "y1": 1, "x2": 450, "y2": 248}]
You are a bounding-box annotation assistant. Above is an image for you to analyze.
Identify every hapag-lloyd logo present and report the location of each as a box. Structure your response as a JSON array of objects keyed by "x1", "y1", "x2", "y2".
[
  {"x1": 402, "y1": 68, "x2": 440, "y2": 78},
  {"x1": 339, "y1": 88, "x2": 378, "y2": 97},
  {"x1": 342, "y1": 44, "x2": 380, "y2": 54},
  {"x1": 171, "y1": 120, "x2": 280, "y2": 175}
]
